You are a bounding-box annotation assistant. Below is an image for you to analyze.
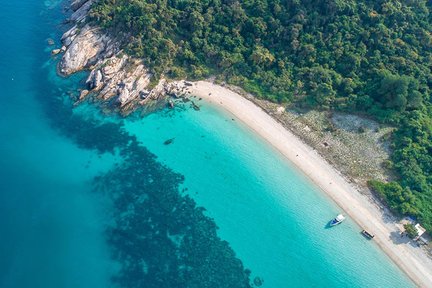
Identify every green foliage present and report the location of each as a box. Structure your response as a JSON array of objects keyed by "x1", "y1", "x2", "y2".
[
  {"x1": 89, "y1": 0, "x2": 432, "y2": 230},
  {"x1": 368, "y1": 180, "x2": 419, "y2": 216},
  {"x1": 376, "y1": 72, "x2": 410, "y2": 110},
  {"x1": 404, "y1": 224, "x2": 418, "y2": 239}
]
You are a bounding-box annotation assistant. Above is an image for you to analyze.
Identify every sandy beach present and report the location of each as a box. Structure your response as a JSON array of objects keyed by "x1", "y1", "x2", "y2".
[{"x1": 188, "y1": 80, "x2": 432, "y2": 287}]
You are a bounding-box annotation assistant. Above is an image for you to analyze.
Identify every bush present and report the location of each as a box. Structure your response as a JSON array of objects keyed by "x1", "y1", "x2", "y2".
[
  {"x1": 89, "y1": 0, "x2": 432, "y2": 230},
  {"x1": 404, "y1": 224, "x2": 418, "y2": 239}
]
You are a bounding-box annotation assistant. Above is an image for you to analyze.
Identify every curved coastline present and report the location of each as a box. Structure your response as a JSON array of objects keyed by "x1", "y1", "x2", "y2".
[
  {"x1": 187, "y1": 80, "x2": 432, "y2": 288},
  {"x1": 55, "y1": 1, "x2": 432, "y2": 285}
]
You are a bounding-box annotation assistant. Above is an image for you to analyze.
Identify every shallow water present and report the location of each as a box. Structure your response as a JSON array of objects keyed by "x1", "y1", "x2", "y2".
[
  {"x1": 0, "y1": 0, "x2": 415, "y2": 287},
  {"x1": 124, "y1": 101, "x2": 415, "y2": 287}
]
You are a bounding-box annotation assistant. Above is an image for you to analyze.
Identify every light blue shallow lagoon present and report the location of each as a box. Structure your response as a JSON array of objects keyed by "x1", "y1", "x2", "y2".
[
  {"x1": 0, "y1": 0, "x2": 415, "y2": 287},
  {"x1": 124, "y1": 102, "x2": 414, "y2": 288}
]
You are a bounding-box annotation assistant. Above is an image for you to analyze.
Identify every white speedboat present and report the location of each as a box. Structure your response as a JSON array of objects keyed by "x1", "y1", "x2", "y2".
[{"x1": 330, "y1": 214, "x2": 345, "y2": 226}]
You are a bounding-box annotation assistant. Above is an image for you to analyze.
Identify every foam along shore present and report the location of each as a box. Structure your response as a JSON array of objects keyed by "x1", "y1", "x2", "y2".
[{"x1": 188, "y1": 80, "x2": 432, "y2": 288}]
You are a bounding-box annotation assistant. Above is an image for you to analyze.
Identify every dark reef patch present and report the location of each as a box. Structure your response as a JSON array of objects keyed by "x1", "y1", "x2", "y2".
[
  {"x1": 34, "y1": 19, "x2": 253, "y2": 286},
  {"x1": 95, "y1": 140, "x2": 252, "y2": 288}
]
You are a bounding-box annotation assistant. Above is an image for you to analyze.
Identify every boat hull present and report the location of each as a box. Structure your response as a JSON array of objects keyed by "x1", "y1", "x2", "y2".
[
  {"x1": 329, "y1": 220, "x2": 342, "y2": 226},
  {"x1": 329, "y1": 214, "x2": 345, "y2": 226},
  {"x1": 361, "y1": 230, "x2": 375, "y2": 239}
]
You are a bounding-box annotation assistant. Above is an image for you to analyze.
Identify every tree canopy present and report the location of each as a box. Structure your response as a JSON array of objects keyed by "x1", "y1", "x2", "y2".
[{"x1": 89, "y1": 0, "x2": 432, "y2": 230}]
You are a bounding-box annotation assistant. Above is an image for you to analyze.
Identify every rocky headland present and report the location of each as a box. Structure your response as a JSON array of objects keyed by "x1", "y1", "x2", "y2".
[
  {"x1": 56, "y1": 0, "x2": 395, "y2": 191},
  {"x1": 57, "y1": 0, "x2": 190, "y2": 113},
  {"x1": 52, "y1": 2, "x2": 432, "y2": 286},
  {"x1": 55, "y1": 0, "x2": 395, "y2": 189}
]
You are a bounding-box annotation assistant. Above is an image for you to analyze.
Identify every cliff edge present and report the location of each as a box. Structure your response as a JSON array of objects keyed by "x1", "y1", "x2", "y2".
[{"x1": 57, "y1": 0, "x2": 187, "y2": 112}]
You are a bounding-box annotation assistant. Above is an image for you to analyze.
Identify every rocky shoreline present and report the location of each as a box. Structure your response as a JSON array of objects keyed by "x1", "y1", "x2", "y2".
[
  {"x1": 53, "y1": 0, "x2": 432, "y2": 281},
  {"x1": 54, "y1": 0, "x2": 399, "y2": 197},
  {"x1": 56, "y1": 0, "x2": 192, "y2": 114},
  {"x1": 54, "y1": 0, "x2": 398, "y2": 193}
]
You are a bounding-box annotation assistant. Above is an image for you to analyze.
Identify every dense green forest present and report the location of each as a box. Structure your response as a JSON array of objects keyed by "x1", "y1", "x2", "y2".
[{"x1": 88, "y1": 0, "x2": 432, "y2": 231}]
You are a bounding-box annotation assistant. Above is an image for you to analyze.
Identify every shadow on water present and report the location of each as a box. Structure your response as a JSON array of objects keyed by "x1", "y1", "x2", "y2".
[
  {"x1": 324, "y1": 221, "x2": 333, "y2": 229},
  {"x1": 31, "y1": 5, "x2": 255, "y2": 288}
]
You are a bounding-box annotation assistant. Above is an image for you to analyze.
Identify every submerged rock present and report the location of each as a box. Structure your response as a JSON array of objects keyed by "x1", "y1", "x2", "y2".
[
  {"x1": 253, "y1": 276, "x2": 264, "y2": 286},
  {"x1": 168, "y1": 99, "x2": 175, "y2": 108},
  {"x1": 79, "y1": 89, "x2": 89, "y2": 100},
  {"x1": 164, "y1": 138, "x2": 175, "y2": 145},
  {"x1": 191, "y1": 101, "x2": 200, "y2": 111}
]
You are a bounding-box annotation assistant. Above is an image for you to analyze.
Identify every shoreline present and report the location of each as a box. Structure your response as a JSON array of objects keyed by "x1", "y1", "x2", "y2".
[
  {"x1": 188, "y1": 80, "x2": 432, "y2": 288},
  {"x1": 56, "y1": 0, "x2": 432, "y2": 285}
]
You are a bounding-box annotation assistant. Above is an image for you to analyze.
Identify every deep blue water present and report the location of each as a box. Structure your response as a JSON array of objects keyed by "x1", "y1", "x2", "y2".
[
  {"x1": 0, "y1": 1, "x2": 251, "y2": 287},
  {"x1": 0, "y1": 1, "x2": 415, "y2": 287},
  {"x1": 0, "y1": 1, "x2": 117, "y2": 286}
]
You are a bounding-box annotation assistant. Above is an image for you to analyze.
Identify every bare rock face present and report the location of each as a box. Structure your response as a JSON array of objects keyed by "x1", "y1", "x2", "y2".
[
  {"x1": 85, "y1": 55, "x2": 152, "y2": 107},
  {"x1": 117, "y1": 63, "x2": 150, "y2": 106},
  {"x1": 60, "y1": 25, "x2": 109, "y2": 75},
  {"x1": 59, "y1": 0, "x2": 173, "y2": 113},
  {"x1": 69, "y1": 0, "x2": 95, "y2": 22},
  {"x1": 86, "y1": 69, "x2": 103, "y2": 90},
  {"x1": 61, "y1": 25, "x2": 78, "y2": 47},
  {"x1": 165, "y1": 80, "x2": 191, "y2": 97},
  {"x1": 71, "y1": 0, "x2": 90, "y2": 11}
]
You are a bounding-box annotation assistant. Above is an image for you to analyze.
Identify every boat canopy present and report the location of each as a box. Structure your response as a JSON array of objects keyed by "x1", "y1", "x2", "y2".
[{"x1": 336, "y1": 214, "x2": 345, "y2": 221}]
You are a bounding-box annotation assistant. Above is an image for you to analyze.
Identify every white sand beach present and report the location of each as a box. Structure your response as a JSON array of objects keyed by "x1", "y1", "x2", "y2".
[{"x1": 188, "y1": 80, "x2": 432, "y2": 288}]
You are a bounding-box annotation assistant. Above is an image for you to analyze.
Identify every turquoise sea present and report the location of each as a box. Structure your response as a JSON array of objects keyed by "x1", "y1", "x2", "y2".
[{"x1": 0, "y1": 1, "x2": 415, "y2": 287}]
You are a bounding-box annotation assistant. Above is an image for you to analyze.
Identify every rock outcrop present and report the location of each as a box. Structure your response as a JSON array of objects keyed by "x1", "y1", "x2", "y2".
[
  {"x1": 85, "y1": 55, "x2": 152, "y2": 107},
  {"x1": 59, "y1": 0, "x2": 191, "y2": 113},
  {"x1": 69, "y1": 0, "x2": 95, "y2": 23},
  {"x1": 60, "y1": 25, "x2": 112, "y2": 75},
  {"x1": 51, "y1": 49, "x2": 61, "y2": 55},
  {"x1": 71, "y1": 0, "x2": 91, "y2": 12}
]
